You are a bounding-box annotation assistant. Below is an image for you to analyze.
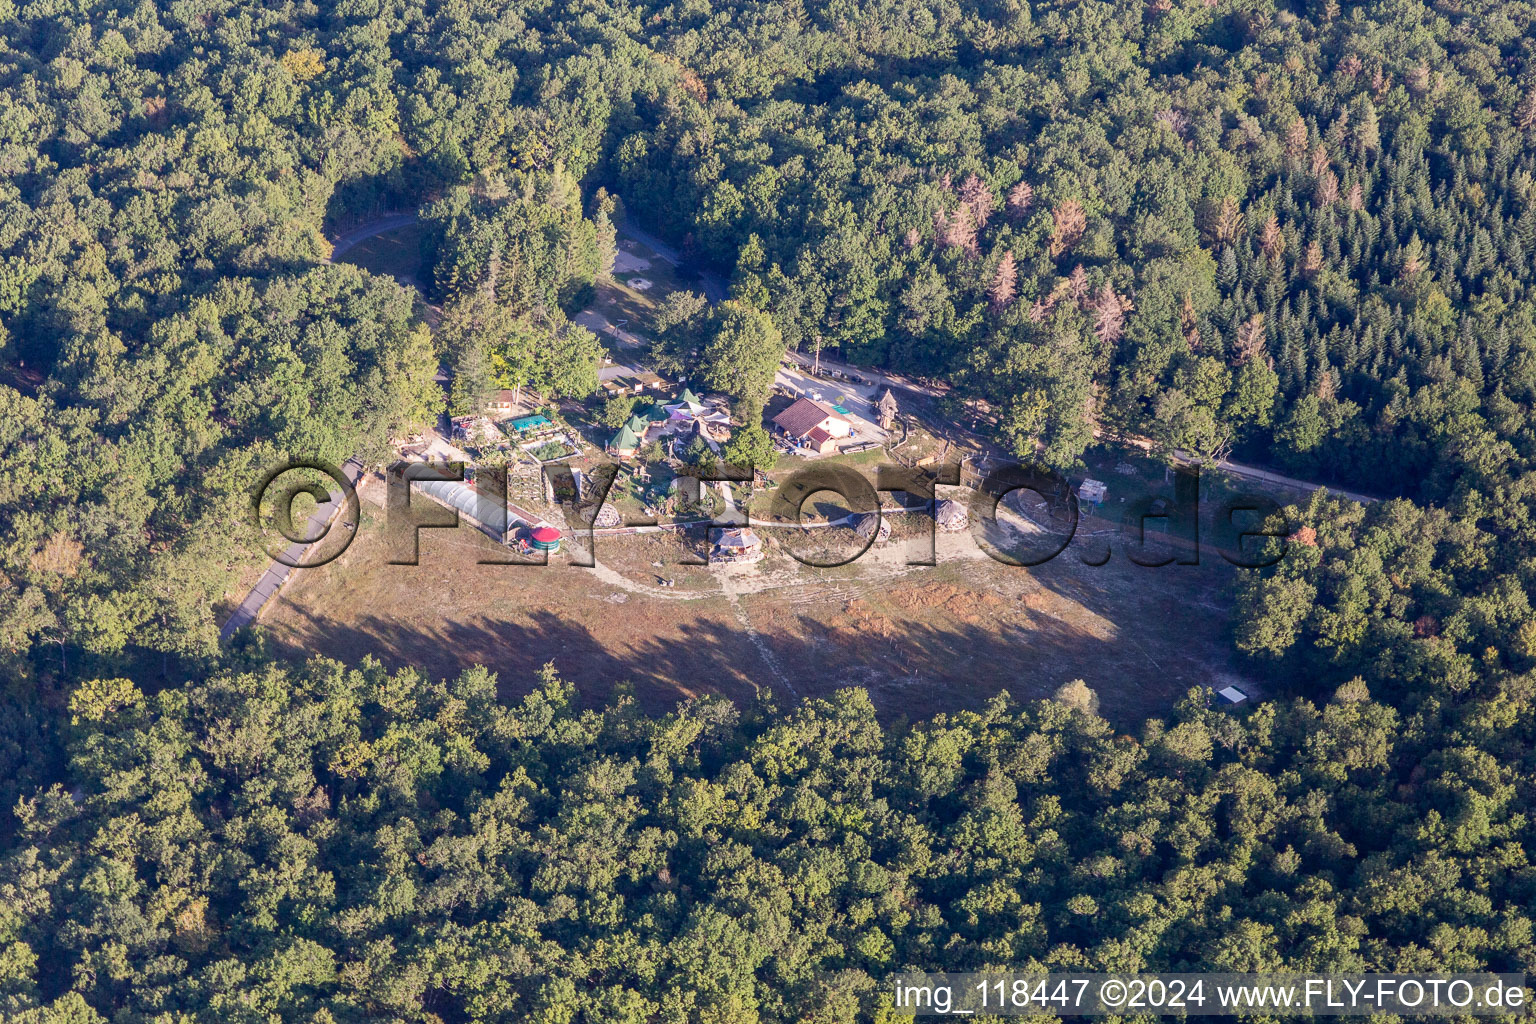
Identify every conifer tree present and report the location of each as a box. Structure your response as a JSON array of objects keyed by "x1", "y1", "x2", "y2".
[
  {"x1": 988, "y1": 250, "x2": 1018, "y2": 312},
  {"x1": 1050, "y1": 199, "x2": 1087, "y2": 257},
  {"x1": 1006, "y1": 181, "x2": 1034, "y2": 219}
]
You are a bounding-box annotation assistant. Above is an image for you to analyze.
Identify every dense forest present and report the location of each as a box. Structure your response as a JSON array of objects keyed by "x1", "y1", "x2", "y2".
[
  {"x1": 2, "y1": 0, "x2": 1536, "y2": 1017},
  {"x1": 609, "y1": 0, "x2": 1536, "y2": 495},
  {"x1": 2, "y1": 659, "x2": 1532, "y2": 1022}
]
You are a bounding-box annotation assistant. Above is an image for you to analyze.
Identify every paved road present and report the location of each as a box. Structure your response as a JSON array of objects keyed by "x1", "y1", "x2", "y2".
[
  {"x1": 1095, "y1": 430, "x2": 1380, "y2": 503},
  {"x1": 1205, "y1": 455, "x2": 1379, "y2": 503},
  {"x1": 220, "y1": 459, "x2": 365, "y2": 641},
  {"x1": 619, "y1": 214, "x2": 729, "y2": 301},
  {"x1": 329, "y1": 212, "x2": 419, "y2": 261},
  {"x1": 776, "y1": 338, "x2": 1385, "y2": 503},
  {"x1": 782, "y1": 349, "x2": 943, "y2": 399},
  {"x1": 278, "y1": 209, "x2": 1379, "y2": 642},
  {"x1": 783, "y1": 353, "x2": 1379, "y2": 503},
  {"x1": 222, "y1": 212, "x2": 428, "y2": 644},
  {"x1": 326, "y1": 212, "x2": 1378, "y2": 507},
  {"x1": 715, "y1": 480, "x2": 749, "y2": 525}
]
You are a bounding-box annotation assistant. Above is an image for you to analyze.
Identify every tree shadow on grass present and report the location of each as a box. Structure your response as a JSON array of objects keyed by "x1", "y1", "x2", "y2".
[
  {"x1": 264, "y1": 542, "x2": 1251, "y2": 728},
  {"x1": 267, "y1": 603, "x2": 768, "y2": 714}
]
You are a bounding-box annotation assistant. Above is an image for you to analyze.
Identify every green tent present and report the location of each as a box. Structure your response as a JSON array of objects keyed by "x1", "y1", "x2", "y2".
[
  {"x1": 611, "y1": 423, "x2": 641, "y2": 451},
  {"x1": 678, "y1": 387, "x2": 703, "y2": 407}
]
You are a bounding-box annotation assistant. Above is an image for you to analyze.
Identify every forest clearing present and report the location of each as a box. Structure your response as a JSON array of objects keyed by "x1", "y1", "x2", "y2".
[
  {"x1": 223, "y1": 213, "x2": 1284, "y2": 727},
  {"x1": 262, "y1": 484, "x2": 1252, "y2": 725}
]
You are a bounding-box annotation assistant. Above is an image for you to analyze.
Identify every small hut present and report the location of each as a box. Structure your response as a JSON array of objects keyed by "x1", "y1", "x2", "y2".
[
  {"x1": 876, "y1": 388, "x2": 899, "y2": 430},
  {"x1": 593, "y1": 503, "x2": 622, "y2": 528},
  {"x1": 851, "y1": 511, "x2": 891, "y2": 544},
  {"x1": 710, "y1": 526, "x2": 764, "y2": 564},
  {"x1": 933, "y1": 498, "x2": 968, "y2": 532},
  {"x1": 608, "y1": 422, "x2": 641, "y2": 458},
  {"x1": 528, "y1": 525, "x2": 562, "y2": 553}
]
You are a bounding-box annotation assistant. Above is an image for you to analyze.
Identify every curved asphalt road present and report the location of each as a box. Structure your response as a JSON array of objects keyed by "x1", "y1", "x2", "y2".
[
  {"x1": 328, "y1": 212, "x2": 419, "y2": 261},
  {"x1": 219, "y1": 459, "x2": 365, "y2": 642}
]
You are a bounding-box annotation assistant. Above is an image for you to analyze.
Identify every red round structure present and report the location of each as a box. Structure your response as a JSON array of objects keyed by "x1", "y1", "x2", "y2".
[{"x1": 529, "y1": 525, "x2": 563, "y2": 552}]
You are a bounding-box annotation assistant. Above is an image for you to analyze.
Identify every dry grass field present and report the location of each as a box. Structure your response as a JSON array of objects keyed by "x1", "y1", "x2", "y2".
[{"x1": 260, "y1": 484, "x2": 1257, "y2": 727}]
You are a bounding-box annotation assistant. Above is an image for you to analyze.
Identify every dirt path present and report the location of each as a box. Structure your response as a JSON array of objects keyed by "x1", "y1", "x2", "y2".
[
  {"x1": 724, "y1": 587, "x2": 793, "y2": 694},
  {"x1": 619, "y1": 214, "x2": 728, "y2": 301},
  {"x1": 576, "y1": 530, "x2": 994, "y2": 697},
  {"x1": 581, "y1": 526, "x2": 989, "y2": 602}
]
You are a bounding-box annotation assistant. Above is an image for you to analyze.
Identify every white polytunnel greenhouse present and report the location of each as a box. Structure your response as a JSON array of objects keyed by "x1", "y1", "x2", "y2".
[{"x1": 412, "y1": 478, "x2": 518, "y2": 536}]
